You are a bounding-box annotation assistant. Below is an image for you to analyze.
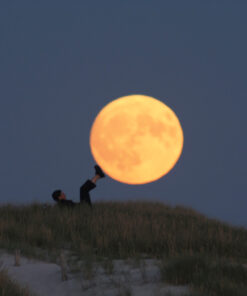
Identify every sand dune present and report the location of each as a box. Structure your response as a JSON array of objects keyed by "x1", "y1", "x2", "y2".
[{"x1": 0, "y1": 249, "x2": 189, "y2": 296}]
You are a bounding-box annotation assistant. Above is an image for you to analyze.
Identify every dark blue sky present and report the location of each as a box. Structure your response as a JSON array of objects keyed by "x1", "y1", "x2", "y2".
[{"x1": 1, "y1": 1, "x2": 246, "y2": 227}]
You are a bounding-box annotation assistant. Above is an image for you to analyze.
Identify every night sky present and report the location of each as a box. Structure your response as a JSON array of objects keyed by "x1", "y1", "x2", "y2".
[{"x1": 1, "y1": 1, "x2": 246, "y2": 227}]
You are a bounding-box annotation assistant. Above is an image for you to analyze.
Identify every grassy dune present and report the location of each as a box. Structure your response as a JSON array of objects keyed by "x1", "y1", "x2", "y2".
[
  {"x1": 0, "y1": 201, "x2": 247, "y2": 295},
  {"x1": 0, "y1": 268, "x2": 33, "y2": 296}
]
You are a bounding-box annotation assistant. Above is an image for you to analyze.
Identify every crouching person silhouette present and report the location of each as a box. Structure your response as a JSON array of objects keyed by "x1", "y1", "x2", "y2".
[{"x1": 52, "y1": 165, "x2": 105, "y2": 208}]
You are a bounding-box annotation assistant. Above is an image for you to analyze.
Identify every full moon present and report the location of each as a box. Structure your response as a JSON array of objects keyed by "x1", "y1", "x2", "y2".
[{"x1": 90, "y1": 95, "x2": 184, "y2": 184}]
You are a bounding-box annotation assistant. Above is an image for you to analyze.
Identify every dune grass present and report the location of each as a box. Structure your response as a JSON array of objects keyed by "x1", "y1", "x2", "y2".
[
  {"x1": 160, "y1": 254, "x2": 247, "y2": 296},
  {"x1": 0, "y1": 267, "x2": 34, "y2": 296},
  {"x1": 0, "y1": 201, "x2": 246, "y2": 260},
  {"x1": 0, "y1": 201, "x2": 246, "y2": 295}
]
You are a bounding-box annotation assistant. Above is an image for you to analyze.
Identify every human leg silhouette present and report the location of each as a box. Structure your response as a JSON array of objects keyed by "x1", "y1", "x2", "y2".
[
  {"x1": 80, "y1": 180, "x2": 96, "y2": 208},
  {"x1": 79, "y1": 165, "x2": 105, "y2": 208}
]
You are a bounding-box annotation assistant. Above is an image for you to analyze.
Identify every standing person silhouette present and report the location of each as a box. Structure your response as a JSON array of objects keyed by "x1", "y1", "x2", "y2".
[{"x1": 52, "y1": 165, "x2": 105, "y2": 208}]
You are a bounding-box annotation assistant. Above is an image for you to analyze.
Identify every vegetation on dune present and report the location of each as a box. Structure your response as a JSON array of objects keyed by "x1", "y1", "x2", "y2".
[
  {"x1": 160, "y1": 254, "x2": 247, "y2": 296},
  {"x1": 0, "y1": 201, "x2": 246, "y2": 260},
  {"x1": 0, "y1": 201, "x2": 247, "y2": 295},
  {"x1": 0, "y1": 267, "x2": 34, "y2": 296}
]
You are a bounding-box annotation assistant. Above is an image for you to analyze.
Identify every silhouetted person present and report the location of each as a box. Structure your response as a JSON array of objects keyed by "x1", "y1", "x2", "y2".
[{"x1": 52, "y1": 165, "x2": 105, "y2": 208}]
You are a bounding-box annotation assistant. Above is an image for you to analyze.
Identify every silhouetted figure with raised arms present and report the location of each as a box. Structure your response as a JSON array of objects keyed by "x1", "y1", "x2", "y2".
[{"x1": 52, "y1": 165, "x2": 105, "y2": 208}]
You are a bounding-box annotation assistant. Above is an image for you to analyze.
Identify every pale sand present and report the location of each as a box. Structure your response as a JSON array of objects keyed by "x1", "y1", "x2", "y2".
[{"x1": 0, "y1": 249, "x2": 189, "y2": 296}]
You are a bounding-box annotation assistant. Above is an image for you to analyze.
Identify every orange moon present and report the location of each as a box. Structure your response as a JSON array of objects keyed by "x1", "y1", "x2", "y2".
[{"x1": 90, "y1": 95, "x2": 184, "y2": 184}]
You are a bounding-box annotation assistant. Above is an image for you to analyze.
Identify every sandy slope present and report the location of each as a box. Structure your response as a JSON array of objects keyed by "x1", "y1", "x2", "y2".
[{"x1": 0, "y1": 250, "x2": 189, "y2": 296}]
